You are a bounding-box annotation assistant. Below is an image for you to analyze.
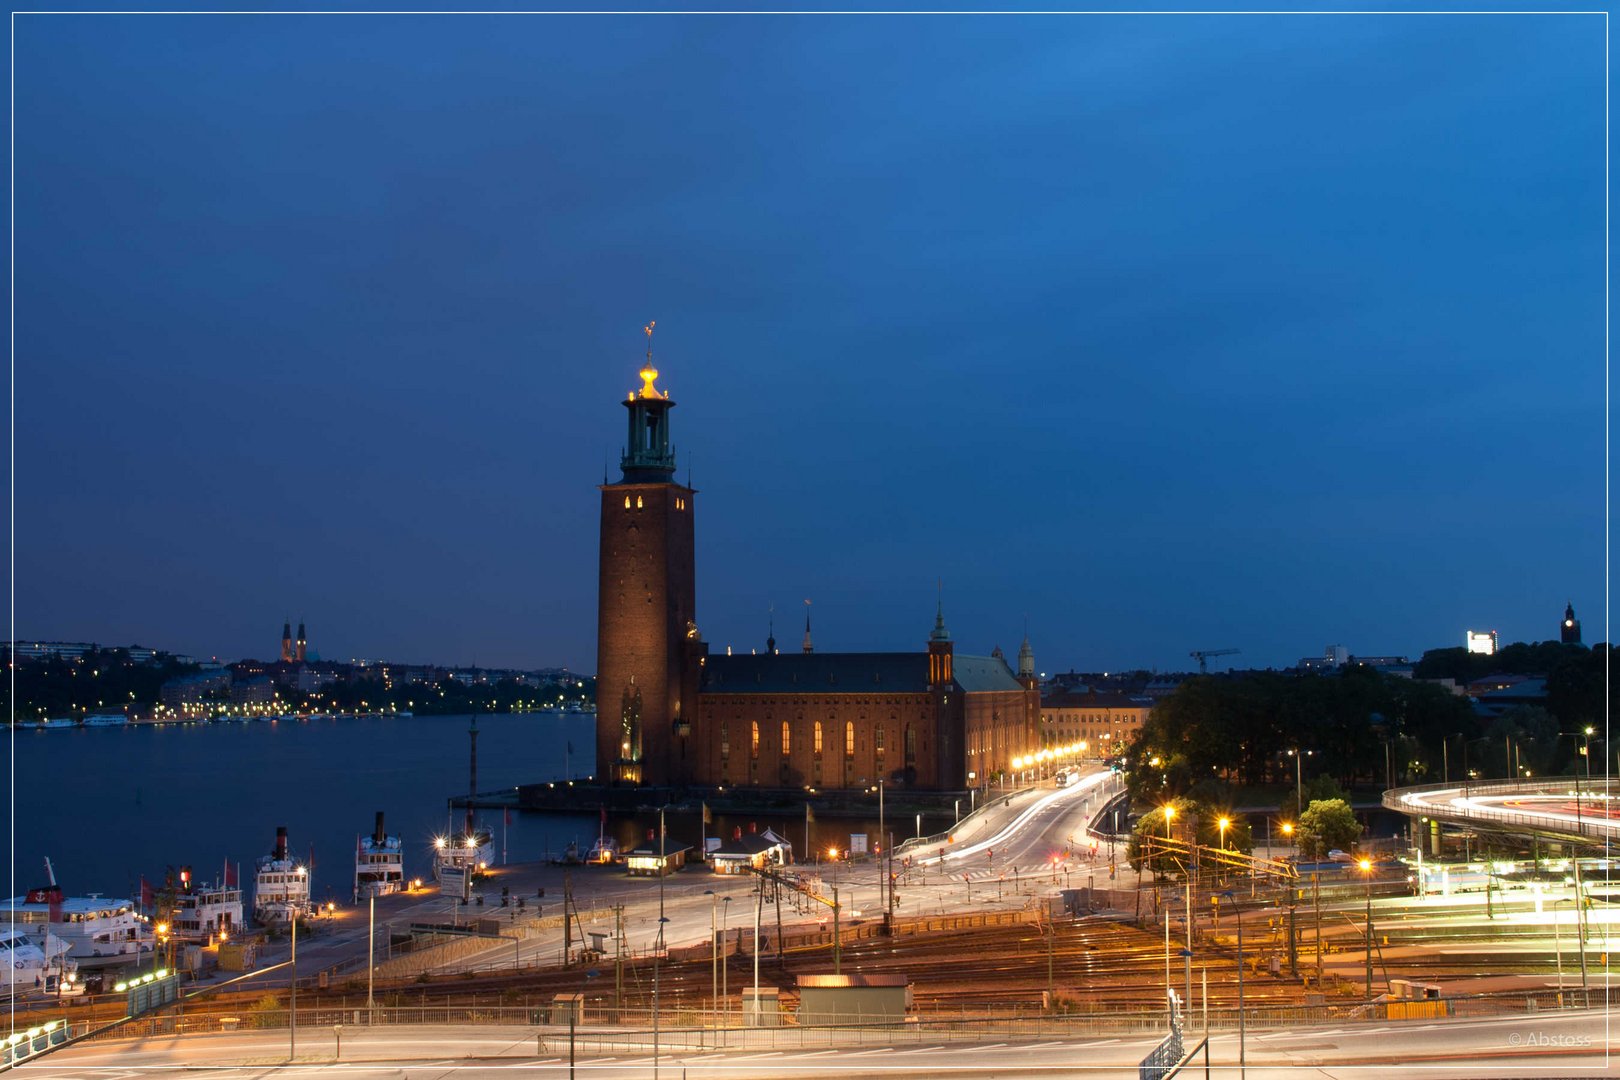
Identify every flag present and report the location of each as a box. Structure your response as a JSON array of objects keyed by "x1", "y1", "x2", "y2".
[
  {"x1": 806, "y1": 804, "x2": 815, "y2": 824},
  {"x1": 504, "y1": 808, "x2": 512, "y2": 827},
  {"x1": 224, "y1": 860, "x2": 237, "y2": 888},
  {"x1": 702, "y1": 802, "x2": 712, "y2": 826},
  {"x1": 139, "y1": 876, "x2": 154, "y2": 910}
]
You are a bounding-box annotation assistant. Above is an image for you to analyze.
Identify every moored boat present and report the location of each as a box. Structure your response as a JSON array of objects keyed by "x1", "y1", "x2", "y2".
[
  {"x1": 253, "y1": 826, "x2": 311, "y2": 927},
  {"x1": 169, "y1": 865, "x2": 243, "y2": 946},
  {"x1": 355, "y1": 811, "x2": 405, "y2": 901},
  {"x1": 5, "y1": 859, "x2": 148, "y2": 970}
]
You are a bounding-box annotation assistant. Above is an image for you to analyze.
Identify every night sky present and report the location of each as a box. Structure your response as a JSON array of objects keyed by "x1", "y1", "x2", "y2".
[{"x1": 12, "y1": 13, "x2": 1607, "y2": 674}]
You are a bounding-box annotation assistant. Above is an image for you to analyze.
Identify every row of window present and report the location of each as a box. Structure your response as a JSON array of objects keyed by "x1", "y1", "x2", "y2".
[{"x1": 719, "y1": 719, "x2": 915, "y2": 760}]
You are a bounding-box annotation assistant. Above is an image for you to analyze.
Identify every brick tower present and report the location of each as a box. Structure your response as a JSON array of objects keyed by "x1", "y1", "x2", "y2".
[{"x1": 595, "y1": 332, "x2": 699, "y2": 787}]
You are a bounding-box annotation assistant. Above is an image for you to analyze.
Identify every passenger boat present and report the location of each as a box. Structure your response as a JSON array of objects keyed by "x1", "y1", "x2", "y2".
[
  {"x1": 0, "y1": 928, "x2": 81, "y2": 999},
  {"x1": 169, "y1": 865, "x2": 243, "y2": 945},
  {"x1": 253, "y1": 826, "x2": 311, "y2": 927},
  {"x1": 5, "y1": 860, "x2": 148, "y2": 970},
  {"x1": 355, "y1": 811, "x2": 405, "y2": 901}
]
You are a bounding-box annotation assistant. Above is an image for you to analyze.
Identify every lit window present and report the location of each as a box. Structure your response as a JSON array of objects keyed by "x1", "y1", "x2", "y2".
[
  {"x1": 636, "y1": 496, "x2": 644, "y2": 509},
  {"x1": 875, "y1": 725, "x2": 885, "y2": 758},
  {"x1": 845, "y1": 721, "x2": 855, "y2": 757},
  {"x1": 781, "y1": 721, "x2": 791, "y2": 755},
  {"x1": 624, "y1": 496, "x2": 631, "y2": 509},
  {"x1": 814, "y1": 721, "x2": 823, "y2": 754},
  {"x1": 720, "y1": 722, "x2": 729, "y2": 758},
  {"x1": 751, "y1": 721, "x2": 760, "y2": 758}
]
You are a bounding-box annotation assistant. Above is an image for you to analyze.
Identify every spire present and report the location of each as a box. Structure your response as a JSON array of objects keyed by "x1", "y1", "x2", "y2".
[
  {"x1": 281, "y1": 619, "x2": 292, "y2": 663},
  {"x1": 619, "y1": 324, "x2": 677, "y2": 483},
  {"x1": 767, "y1": 604, "x2": 776, "y2": 655},
  {"x1": 1018, "y1": 628, "x2": 1035, "y2": 679},
  {"x1": 930, "y1": 583, "x2": 950, "y2": 643},
  {"x1": 802, "y1": 599, "x2": 813, "y2": 654}
]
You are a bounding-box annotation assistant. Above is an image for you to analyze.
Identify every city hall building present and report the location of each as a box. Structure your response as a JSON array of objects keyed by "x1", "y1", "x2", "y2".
[{"x1": 594, "y1": 358, "x2": 1038, "y2": 791}]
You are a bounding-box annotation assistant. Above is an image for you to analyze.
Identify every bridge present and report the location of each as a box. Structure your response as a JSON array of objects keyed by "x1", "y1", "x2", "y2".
[{"x1": 1384, "y1": 777, "x2": 1620, "y2": 845}]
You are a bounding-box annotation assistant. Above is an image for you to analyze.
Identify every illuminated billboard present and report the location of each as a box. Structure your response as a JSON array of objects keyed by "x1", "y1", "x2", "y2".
[{"x1": 1465, "y1": 630, "x2": 1498, "y2": 655}]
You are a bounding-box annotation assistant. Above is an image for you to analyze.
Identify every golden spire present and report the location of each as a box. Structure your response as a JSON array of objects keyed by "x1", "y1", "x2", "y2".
[{"x1": 638, "y1": 320, "x2": 663, "y2": 399}]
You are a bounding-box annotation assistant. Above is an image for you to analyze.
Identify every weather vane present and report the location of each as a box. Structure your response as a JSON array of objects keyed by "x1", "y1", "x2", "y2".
[{"x1": 644, "y1": 320, "x2": 656, "y2": 363}]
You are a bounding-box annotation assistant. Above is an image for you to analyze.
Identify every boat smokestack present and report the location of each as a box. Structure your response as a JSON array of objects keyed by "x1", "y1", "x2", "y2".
[
  {"x1": 274, "y1": 826, "x2": 288, "y2": 861},
  {"x1": 373, "y1": 811, "x2": 386, "y2": 845}
]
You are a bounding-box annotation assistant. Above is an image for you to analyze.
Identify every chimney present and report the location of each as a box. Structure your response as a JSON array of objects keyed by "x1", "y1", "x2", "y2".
[
  {"x1": 750, "y1": 822, "x2": 758, "y2": 834},
  {"x1": 274, "y1": 826, "x2": 288, "y2": 861},
  {"x1": 733, "y1": 826, "x2": 743, "y2": 841},
  {"x1": 373, "y1": 812, "x2": 386, "y2": 845}
]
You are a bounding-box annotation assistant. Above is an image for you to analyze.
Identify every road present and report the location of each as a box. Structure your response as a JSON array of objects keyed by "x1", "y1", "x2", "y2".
[
  {"x1": 30, "y1": 1007, "x2": 1616, "y2": 1077},
  {"x1": 1388, "y1": 779, "x2": 1620, "y2": 843}
]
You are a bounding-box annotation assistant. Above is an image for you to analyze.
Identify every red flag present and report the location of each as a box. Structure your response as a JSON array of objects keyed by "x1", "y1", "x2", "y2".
[
  {"x1": 224, "y1": 861, "x2": 237, "y2": 888},
  {"x1": 139, "y1": 876, "x2": 154, "y2": 910}
]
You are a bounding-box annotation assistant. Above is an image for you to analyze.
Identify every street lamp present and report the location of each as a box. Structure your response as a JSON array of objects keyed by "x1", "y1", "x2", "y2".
[
  {"x1": 1218, "y1": 817, "x2": 1231, "y2": 851},
  {"x1": 704, "y1": 890, "x2": 719, "y2": 1024},
  {"x1": 1358, "y1": 858, "x2": 1374, "y2": 1001}
]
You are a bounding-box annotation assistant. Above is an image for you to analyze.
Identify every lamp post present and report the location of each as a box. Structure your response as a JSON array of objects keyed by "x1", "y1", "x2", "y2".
[
  {"x1": 366, "y1": 892, "x2": 375, "y2": 1017},
  {"x1": 721, "y1": 895, "x2": 733, "y2": 1027},
  {"x1": 289, "y1": 912, "x2": 297, "y2": 1060},
  {"x1": 1219, "y1": 890, "x2": 1246, "y2": 1080},
  {"x1": 704, "y1": 890, "x2": 718, "y2": 1024},
  {"x1": 1358, "y1": 858, "x2": 1374, "y2": 1001}
]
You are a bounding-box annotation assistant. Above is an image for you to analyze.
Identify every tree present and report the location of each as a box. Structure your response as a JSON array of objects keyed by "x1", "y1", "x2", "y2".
[
  {"x1": 1295, "y1": 798, "x2": 1361, "y2": 860},
  {"x1": 1126, "y1": 798, "x2": 1193, "y2": 879},
  {"x1": 1278, "y1": 775, "x2": 1347, "y2": 824}
]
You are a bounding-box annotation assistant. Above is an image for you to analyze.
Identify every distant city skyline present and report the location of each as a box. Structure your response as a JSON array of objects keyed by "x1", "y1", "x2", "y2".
[{"x1": 13, "y1": 16, "x2": 1604, "y2": 674}]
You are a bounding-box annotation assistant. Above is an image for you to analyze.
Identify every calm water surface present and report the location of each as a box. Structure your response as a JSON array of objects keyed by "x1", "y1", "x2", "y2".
[{"x1": 11, "y1": 713, "x2": 598, "y2": 902}]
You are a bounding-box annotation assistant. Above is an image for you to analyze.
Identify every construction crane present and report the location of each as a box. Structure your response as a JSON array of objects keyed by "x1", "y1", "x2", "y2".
[{"x1": 1190, "y1": 648, "x2": 1239, "y2": 674}]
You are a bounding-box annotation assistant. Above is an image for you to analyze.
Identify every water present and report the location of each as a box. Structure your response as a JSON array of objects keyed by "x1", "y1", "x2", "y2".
[{"x1": 8, "y1": 713, "x2": 598, "y2": 902}]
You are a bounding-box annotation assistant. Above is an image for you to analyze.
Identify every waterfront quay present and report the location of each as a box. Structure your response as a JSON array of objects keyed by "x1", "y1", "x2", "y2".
[{"x1": 457, "y1": 780, "x2": 989, "y2": 823}]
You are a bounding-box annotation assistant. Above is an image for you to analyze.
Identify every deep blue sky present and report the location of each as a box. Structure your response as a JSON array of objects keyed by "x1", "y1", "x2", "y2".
[{"x1": 13, "y1": 13, "x2": 1607, "y2": 674}]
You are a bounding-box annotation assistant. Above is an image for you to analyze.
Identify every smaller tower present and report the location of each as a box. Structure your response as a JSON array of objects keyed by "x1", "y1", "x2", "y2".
[
  {"x1": 927, "y1": 598, "x2": 953, "y2": 686},
  {"x1": 295, "y1": 621, "x2": 307, "y2": 663},
  {"x1": 1017, "y1": 632, "x2": 1036, "y2": 681},
  {"x1": 280, "y1": 620, "x2": 293, "y2": 663},
  {"x1": 766, "y1": 605, "x2": 777, "y2": 655},
  {"x1": 1561, "y1": 602, "x2": 1583, "y2": 645},
  {"x1": 802, "y1": 600, "x2": 813, "y2": 654}
]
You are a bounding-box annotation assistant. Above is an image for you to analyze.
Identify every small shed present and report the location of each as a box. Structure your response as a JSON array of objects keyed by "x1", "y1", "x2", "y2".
[
  {"x1": 796, "y1": 973, "x2": 910, "y2": 1026},
  {"x1": 710, "y1": 827, "x2": 794, "y2": 875},
  {"x1": 625, "y1": 836, "x2": 691, "y2": 877}
]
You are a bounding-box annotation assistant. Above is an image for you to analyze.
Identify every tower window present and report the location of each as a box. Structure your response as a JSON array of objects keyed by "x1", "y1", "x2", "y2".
[
  {"x1": 781, "y1": 721, "x2": 791, "y2": 755},
  {"x1": 624, "y1": 496, "x2": 631, "y2": 509},
  {"x1": 720, "y1": 722, "x2": 729, "y2": 758},
  {"x1": 875, "y1": 725, "x2": 885, "y2": 759},
  {"x1": 813, "y1": 721, "x2": 823, "y2": 755},
  {"x1": 751, "y1": 721, "x2": 760, "y2": 759},
  {"x1": 636, "y1": 495, "x2": 644, "y2": 509},
  {"x1": 845, "y1": 721, "x2": 855, "y2": 757}
]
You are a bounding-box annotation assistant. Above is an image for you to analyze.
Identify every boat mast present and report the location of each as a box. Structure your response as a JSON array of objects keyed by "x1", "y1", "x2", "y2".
[{"x1": 467, "y1": 712, "x2": 479, "y2": 837}]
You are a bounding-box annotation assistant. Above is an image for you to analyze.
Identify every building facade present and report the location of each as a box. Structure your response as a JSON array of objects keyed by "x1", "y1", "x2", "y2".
[
  {"x1": 1039, "y1": 688, "x2": 1152, "y2": 759},
  {"x1": 593, "y1": 356, "x2": 1037, "y2": 790}
]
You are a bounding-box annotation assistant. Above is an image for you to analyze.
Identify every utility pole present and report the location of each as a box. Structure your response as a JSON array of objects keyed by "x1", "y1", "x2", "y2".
[
  {"x1": 613, "y1": 904, "x2": 624, "y2": 1015},
  {"x1": 289, "y1": 912, "x2": 297, "y2": 1060},
  {"x1": 1312, "y1": 872, "x2": 1322, "y2": 988}
]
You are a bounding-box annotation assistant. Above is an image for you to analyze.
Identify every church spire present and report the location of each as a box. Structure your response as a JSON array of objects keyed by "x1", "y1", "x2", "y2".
[
  {"x1": 767, "y1": 604, "x2": 777, "y2": 655},
  {"x1": 802, "y1": 599, "x2": 813, "y2": 654}
]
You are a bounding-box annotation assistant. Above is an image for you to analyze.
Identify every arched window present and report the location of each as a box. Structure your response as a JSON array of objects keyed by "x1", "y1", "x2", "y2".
[
  {"x1": 845, "y1": 721, "x2": 855, "y2": 757},
  {"x1": 814, "y1": 721, "x2": 823, "y2": 755},
  {"x1": 751, "y1": 721, "x2": 760, "y2": 758},
  {"x1": 781, "y1": 721, "x2": 791, "y2": 755}
]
